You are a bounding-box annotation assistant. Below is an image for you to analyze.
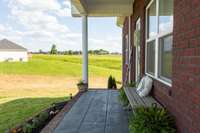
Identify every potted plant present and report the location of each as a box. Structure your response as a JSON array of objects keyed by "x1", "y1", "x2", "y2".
[
  {"x1": 77, "y1": 80, "x2": 88, "y2": 92},
  {"x1": 107, "y1": 75, "x2": 117, "y2": 89}
]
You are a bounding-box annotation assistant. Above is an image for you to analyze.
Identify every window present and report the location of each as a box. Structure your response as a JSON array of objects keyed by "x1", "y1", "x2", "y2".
[
  {"x1": 159, "y1": 35, "x2": 172, "y2": 81},
  {"x1": 147, "y1": 41, "x2": 155, "y2": 75},
  {"x1": 146, "y1": 0, "x2": 173, "y2": 85},
  {"x1": 159, "y1": 0, "x2": 173, "y2": 33},
  {"x1": 147, "y1": 0, "x2": 157, "y2": 38}
]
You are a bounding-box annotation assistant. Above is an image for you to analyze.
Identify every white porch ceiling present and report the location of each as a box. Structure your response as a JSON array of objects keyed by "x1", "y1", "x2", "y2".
[{"x1": 71, "y1": 0, "x2": 133, "y2": 17}]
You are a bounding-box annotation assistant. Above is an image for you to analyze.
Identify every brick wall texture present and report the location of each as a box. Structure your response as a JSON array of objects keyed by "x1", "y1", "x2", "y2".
[{"x1": 122, "y1": 0, "x2": 200, "y2": 132}]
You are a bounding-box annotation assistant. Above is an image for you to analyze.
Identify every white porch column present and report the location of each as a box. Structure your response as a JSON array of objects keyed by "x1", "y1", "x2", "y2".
[{"x1": 82, "y1": 16, "x2": 88, "y2": 84}]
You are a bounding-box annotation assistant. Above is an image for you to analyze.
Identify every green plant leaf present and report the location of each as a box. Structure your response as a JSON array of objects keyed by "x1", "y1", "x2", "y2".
[{"x1": 129, "y1": 107, "x2": 176, "y2": 133}]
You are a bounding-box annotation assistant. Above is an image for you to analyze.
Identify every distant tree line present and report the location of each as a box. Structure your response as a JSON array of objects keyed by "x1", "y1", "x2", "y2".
[
  {"x1": 50, "y1": 44, "x2": 57, "y2": 54},
  {"x1": 32, "y1": 44, "x2": 121, "y2": 55},
  {"x1": 34, "y1": 50, "x2": 82, "y2": 55},
  {"x1": 88, "y1": 49, "x2": 109, "y2": 55}
]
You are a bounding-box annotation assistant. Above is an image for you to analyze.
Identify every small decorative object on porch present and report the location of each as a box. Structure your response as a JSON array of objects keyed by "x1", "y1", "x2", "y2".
[
  {"x1": 107, "y1": 75, "x2": 117, "y2": 89},
  {"x1": 136, "y1": 76, "x2": 153, "y2": 97},
  {"x1": 77, "y1": 80, "x2": 88, "y2": 92}
]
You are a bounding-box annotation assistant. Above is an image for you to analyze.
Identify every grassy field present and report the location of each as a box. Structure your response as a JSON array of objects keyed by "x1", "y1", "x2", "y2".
[
  {"x1": 0, "y1": 54, "x2": 121, "y2": 79},
  {"x1": 0, "y1": 54, "x2": 122, "y2": 132}
]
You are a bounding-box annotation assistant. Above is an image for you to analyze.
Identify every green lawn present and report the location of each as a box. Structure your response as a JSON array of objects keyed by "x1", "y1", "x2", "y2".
[
  {"x1": 0, "y1": 54, "x2": 122, "y2": 132},
  {"x1": 0, "y1": 54, "x2": 121, "y2": 80},
  {"x1": 0, "y1": 97, "x2": 68, "y2": 133}
]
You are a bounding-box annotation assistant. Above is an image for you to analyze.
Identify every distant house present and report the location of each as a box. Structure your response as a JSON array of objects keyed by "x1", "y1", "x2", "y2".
[{"x1": 0, "y1": 39, "x2": 28, "y2": 62}]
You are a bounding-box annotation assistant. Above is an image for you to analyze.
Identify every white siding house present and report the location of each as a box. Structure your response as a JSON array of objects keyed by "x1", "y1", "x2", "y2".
[{"x1": 0, "y1": 39, "x2": 28, "y2": 62}]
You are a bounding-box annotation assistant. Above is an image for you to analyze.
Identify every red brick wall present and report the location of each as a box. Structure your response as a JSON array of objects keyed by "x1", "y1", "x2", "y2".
[
  {"x1": 170, "y1": 0, "x2": 200, "y2": 132},
  {"x1": 122, "y1": 16, "x2": 137, "y2": 85},
  {"x1": 132, "y1": 0, "x2": 147, "y2": 77},
  {"x1": 130, "y1": 15, "x2": 136, "y2": 82},
  {"x1": 154, "y1": 0, "x2": 200, "y2": 132},
  {"x1": 122, "y1": 0, "x2": 149, "y2": 85},
  {"x1": 122, "y1": 18, "x2": 129, "y2": 85},
  {"x1": 122, "y1": 0, "x2": 200, "y2": 132}
]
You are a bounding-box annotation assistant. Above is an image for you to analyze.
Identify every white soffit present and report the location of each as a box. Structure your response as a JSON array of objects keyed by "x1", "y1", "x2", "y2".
[{"x1": 71, "y1": 0, "x2": 133, "y2": 17}]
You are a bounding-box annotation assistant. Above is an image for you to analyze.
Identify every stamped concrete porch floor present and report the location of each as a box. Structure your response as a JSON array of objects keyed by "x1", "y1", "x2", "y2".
[{"x1": 54, "y1": 90, "x2": 129, "y2": 133}]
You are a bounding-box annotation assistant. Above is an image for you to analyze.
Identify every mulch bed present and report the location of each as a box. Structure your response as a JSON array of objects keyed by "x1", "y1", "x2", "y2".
[
  {"x1": 40, "y1": 92, "x2": 83, "y2": 133},
  {"x1": 7, "y1": 92, "x2": 83, "y2": 133}
]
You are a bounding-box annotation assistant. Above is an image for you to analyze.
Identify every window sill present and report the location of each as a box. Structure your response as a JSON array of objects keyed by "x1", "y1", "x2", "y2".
[{"x1": 145, "y1": 73, "x2": 172, "y2": 87}]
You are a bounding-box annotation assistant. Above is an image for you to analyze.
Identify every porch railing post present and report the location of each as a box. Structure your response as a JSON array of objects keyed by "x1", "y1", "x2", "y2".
[{"x1": 82, "y1": 15, "x2": 88, "y2": 86}]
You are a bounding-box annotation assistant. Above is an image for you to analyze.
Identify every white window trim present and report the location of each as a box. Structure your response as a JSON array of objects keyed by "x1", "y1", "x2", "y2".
[
  {"x1": 146, "y1": 73, "x2": 172, "y2": 87},
  {"x1": 125, "y1": 35, "x2": 129, "y2": 65},
  {"x1": 135, "y1": 18, "x2": 141, "y2": 84},
  {"x1": 145, "y1": 0, "x2": 173, "y2": 87},
  {"x1": 128, "y1": 16, "x2": 132, "y2": 83}
]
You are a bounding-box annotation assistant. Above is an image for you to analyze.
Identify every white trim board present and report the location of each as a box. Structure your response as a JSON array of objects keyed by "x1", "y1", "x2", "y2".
[{"x1": 145, "y1": 0, "x2": 173, "y2": 87}]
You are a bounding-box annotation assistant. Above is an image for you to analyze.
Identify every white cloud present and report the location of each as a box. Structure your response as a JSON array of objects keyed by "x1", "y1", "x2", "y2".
[
  {"x1": 0, "y1": 0, "x2": 82, "y2": 51},
  {"x1": 159, "y1": 16, "x2": 173, "y2": 33},
  {"x1": 89, "y1": 36, "x2": 122, "y2": 52},
  {"x1": 63, "y1": 0, "x2": 71, "y2": 7},
  {"x1": 0, "y1": 0, "x2": 121, "y2": 53},
  {"x1": 8, "y1": 0, "x2": 70, "y2": 32},
  {"x1": 0, "y1": 23, "x2": 23, "y2": 42},
  {"x1": 0, "y1": 24, "x2": 5, "y2": 32},
  {"x1": 8, "y1": 0, "x2": 71, "y2": 16}
]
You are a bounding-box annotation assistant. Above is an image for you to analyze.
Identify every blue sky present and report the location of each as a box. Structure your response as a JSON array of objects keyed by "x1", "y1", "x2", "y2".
[{"x1": 0, "y1": 0, "x2": 122, "y2": 52}]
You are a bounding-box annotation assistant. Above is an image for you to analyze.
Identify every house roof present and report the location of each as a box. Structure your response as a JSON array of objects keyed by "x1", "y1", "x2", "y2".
[{"x1": 0, "y1": 39, "x2": 27, "y2": 52}]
